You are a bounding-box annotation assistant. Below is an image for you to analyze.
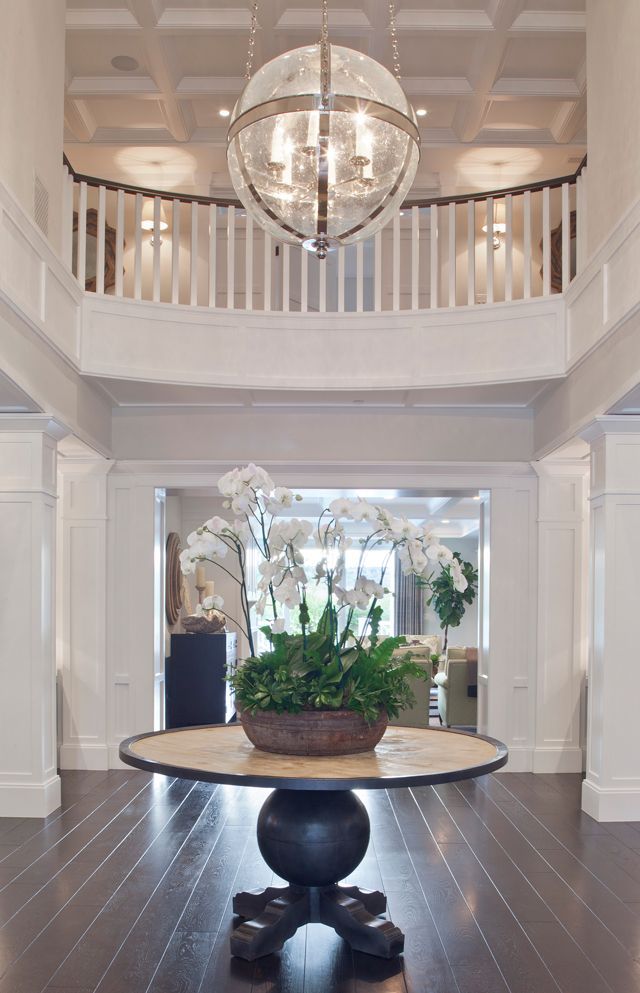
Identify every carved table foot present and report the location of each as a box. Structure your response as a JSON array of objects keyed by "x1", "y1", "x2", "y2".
[
  {"x1": 319, "y1": 886, "x2": 404, "y2": 958},
  {"x1": 232, "y1": 885, "x2": 291, "y2": 918},
  {"x1": 230, "y1": 888, "x2": 309, "y2": 961}
]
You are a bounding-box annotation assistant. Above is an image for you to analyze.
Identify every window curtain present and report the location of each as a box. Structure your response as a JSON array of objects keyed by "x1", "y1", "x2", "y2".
[{"x1": 393, "y1": 556, "x2": 424, "y2": 635}]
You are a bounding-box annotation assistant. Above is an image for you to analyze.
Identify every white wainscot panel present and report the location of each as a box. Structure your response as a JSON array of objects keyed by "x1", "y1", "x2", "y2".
[
  {"x1": 0, "y1": 212, "x2": 44, "y2": 325},
  {"x1": 0, "y1": 441, "x2": 33, "y2": 490},
  {"x1": 82, "y1": 296, "x2": 565, "y2": 391},
  {"x1": 66, "y1": 524, "x2": 103, "y2": 740},
  {"x1": 604, "y1": 221, "x2": 640, "y2": 330},
  {"x1": 0, "y1": 502, "x2": 33, "y2": 776},
  {"x1": 538, "y1": 527, "x2": 577, "y2": 745},
  {"x1": 45, "y1": 269, "x2": 81, "y2": 361},
  {"x1": 566, "y1": 268, "x2": 603, "y2": 366}
]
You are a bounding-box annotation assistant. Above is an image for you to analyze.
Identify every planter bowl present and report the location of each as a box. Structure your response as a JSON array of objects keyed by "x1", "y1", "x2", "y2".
[{"x1": 238, "y1": 707, "x2": 388, "y2": 756}]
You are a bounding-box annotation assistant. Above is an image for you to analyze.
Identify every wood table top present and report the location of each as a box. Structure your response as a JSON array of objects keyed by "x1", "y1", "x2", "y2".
[{"x1": 120, "y1": 724, "x2": 508, "y2": 791}]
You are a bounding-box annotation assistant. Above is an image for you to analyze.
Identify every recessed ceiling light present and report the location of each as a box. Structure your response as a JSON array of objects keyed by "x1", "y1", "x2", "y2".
[
  {"x1": 473, "y1": 495, "x2": 481, "y2": 500},
  {"x1": 416, "y1": 108, "x2": 428, "y2": 117},
  {"x1": 111, "y1": 55, "x2": 139, "y2": 72},
  {"x1": 441, "y1": 519, "x2": 450, "y2": 524},
  {"x1": 219, "y1": 108, "x2": 231, "y2": 118}
]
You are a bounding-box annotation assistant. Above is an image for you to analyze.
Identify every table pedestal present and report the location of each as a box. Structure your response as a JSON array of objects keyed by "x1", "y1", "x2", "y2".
[{"x1": 230, "y1": 788, "x2": 404, "y2": 961}]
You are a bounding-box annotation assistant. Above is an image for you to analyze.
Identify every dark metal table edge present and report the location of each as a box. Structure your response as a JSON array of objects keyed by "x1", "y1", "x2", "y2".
[{"x1": 118, "y1": 723, "x2": 509, "y2": 791}]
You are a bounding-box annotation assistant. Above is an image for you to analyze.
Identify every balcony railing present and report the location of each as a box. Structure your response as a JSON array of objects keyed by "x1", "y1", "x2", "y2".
[{"x1": 62, "y1": 156, "x2": 587, "y2": 314}]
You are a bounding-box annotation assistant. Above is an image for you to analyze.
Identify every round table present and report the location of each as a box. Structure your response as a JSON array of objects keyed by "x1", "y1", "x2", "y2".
[{"x1": 120, "y1": 724, "x2": 507, "y2": 962}]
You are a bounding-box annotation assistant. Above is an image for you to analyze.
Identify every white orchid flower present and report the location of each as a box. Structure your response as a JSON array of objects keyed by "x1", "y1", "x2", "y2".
[
  {"x1": 202, "y1": 594, "x2": 224, "y2": 611},
  {"x1": 329, "y1": 497, "x2": 355, "y2": 519},
  {"x1": 271, "y1": 618, "x2": 286, "y2": 634}
]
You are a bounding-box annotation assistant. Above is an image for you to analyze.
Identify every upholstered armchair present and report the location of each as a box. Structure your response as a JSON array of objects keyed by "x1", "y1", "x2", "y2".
[
  {"x1": 433, "y1": 648, "x2": 478, "y2": 728},
  {"x1": 389, "y1": 635, "x2": 442, "y2": 728}
]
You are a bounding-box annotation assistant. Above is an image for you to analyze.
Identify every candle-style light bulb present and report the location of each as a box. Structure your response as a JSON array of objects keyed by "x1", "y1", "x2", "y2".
[{"x1": 304, "y1": 110, "x2": 319, "y2": 154}]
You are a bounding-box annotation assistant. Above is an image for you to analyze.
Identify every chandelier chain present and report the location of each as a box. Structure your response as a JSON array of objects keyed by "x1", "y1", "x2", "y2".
[
  {"x1": 388, "y1": 1, "x2": 402, "y2": 80},
  {"x1": 244, "y1": 2, "x2": 259, "y2": 80},
  {"x1": 320, "y1": 0, "x2": 330, "y2": 105}
]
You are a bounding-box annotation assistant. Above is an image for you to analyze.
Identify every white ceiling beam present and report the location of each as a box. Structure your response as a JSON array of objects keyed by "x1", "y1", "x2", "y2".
[
  {"x1": 64, "y1": 98, "x2": 97, "y2": 142},
  {"x1": 173, "y1": 74, "x2": 473, "y2": 99},
  {"x1": 490, "y1": 77, "x2": 580, "y2": 99},
  {"x1": 176, "y1": 76, "x2": 246, "y2": 97},
  {"x1": 395, "y1": 10, "x2": 493, "y2": 32},
  {"x1": 403, "y1": 77, "x2": 473, "y2": 97},
  {"x1": 65, "y1": 8, "x2": 140, "y2": 30},
  {"x1": 550, "y1": 96, "x2": 587, "y2": 144},
  {"x1": 475, "y1": 126, "x2": 556, "y2": 145},
  {"x1": 156, "y1": 7, "x2": 254, "y2": 31},
  {"x1": 124, "y1": 0, "x2": 193, "y2": 141},
  {"x1": 275, "y1": 9, "x2": 371, "y2": 31},
  {"x1": 452, "y1": 0, "x2": 526, "y2": 142},
  {"x1": 509, "y1": 11, "x2": 586, "y2": 33},
  {"x1": 67, "y1": 75, "x2": 160, "y2": 97}
]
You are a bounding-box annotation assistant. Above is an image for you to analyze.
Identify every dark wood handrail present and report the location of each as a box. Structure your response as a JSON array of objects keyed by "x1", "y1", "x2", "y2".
[{"x1": 64, "y1": 153, "x2": 587, "y2": 211}]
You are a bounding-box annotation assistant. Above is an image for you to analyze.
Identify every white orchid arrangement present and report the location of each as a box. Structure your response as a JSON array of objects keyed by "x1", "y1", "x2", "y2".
[{"x1": 179, "y1": 462, "x2": 467, "y2": 664}]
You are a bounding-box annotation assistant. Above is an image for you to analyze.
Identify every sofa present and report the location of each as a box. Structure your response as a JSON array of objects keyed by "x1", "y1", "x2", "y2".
[
  {"x1": 389, "y1": 635, "x2": 442, "y2": 728},
  {"x1": 433, "y1": 647, "x2": 478, "y2": 728}
]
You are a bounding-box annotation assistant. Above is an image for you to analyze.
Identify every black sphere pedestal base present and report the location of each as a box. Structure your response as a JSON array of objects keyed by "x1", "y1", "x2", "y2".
[{"x1": 230, "y1": 788, "x2": 405, "y2": 961}]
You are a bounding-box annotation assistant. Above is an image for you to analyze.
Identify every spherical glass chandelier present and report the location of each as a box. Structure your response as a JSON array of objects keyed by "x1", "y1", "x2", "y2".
[{"x1": 227, "y1": 4, "x2": 420, "y2": 259}]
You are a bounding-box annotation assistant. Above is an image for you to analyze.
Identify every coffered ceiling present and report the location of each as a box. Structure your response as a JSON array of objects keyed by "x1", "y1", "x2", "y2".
[{"x1": 64, "y1": 0, "x2": 587, "y2": 197}]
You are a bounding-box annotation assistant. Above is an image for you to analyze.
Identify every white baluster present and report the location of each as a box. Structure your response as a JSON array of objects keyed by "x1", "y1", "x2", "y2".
[
  {"x1": 227, "y1": 205, "x2": 235, "y2": 309},
  {"x1": 190, "y1": 201, "x2": 198, "y2": 306},
  {"x1": 374, "y1": 230, "x2": 382, "y2": 312},
  {"x1": 485, "y1": 196, "x2": 494, "y2": 304},
  {"x1": 77, "y1": 181, "x2": 87, "y2": 288},
  {"x1": 208, "y1": 204, "x2": 216, "y2": 307},
  {"x1": 171, "y1": 200, "x2": 180, "y2": 304},
  {"x1": 392, "y1": 211, "x2": 400, "y2": 311},
  {"x1": 542, "y1": 185, "x2": 551, "y2": 297},
  {"x1": 523, "y1": 189, "x2": 532, "y2": 299},
  {"x1": 338, "y1": 246, "x2": 345, "y2": 313},
  {"x1": 282, "y1": 243, "x2": 290, "y2": 312},
  {"x1": 115, "y1": 188, "x2": 124, "y2": 298},
  {"x1": 448, "y1": 201, "x2": 456, "y2": 307},
  {"x1": 562, "y1": 182, "x2": 570, "y2": 291},
  {"x1": 96, "y1": 185, "x2": 106, "y2": 295},
  {"x1": 62, "y1": 166, "x2": 73, "y2": 268},
  {"x1": 152, "y1": 195, "x2": 161, "y2": 302},
  {"x1": 505, "y1": 194, "x2": 513, "y2": 302},
  {"x1": 264, "y1": 233, "x2": 272, "y2": 311},
  {"x1": 467, "y1": 199, "x2": 475, "y2": 306},
  {"x1": 134, "y1": 193, "x2": 142, "y2": 300},
  {"x1": 576, "y1": 170, "x2": 587, "y2": 274},
  {"x1": 245, "y1": 212, "x2": 253, "y2": 311},
  {"x1": 319, "y1": 254, "x2": 327, "y2": 313},
  {"x1": 356, "y1": 241, "x2": 364, "y2": 313},
  {"x1": 300, "y1": 248, "x2": 308, "y2": 313},
  {"x1": 430, "y1": 204, "x2": 438, "y2": 308},
  {"x1": 411, "y1": 205, "x2": 419, "y2": 310}
]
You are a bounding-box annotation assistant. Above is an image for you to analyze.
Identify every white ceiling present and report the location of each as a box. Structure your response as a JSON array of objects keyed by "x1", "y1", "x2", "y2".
[{"x1": 64, "y1": 0, "x2": 587, "y2": 197}]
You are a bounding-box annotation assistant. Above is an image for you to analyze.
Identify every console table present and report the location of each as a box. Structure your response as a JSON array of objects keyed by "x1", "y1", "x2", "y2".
[
  {"x1": 165, "y1": 632, "x2": 236, "y2": 728},
  {"x1": 120, "y1": 724, "x2": 507, "y2": 961}
]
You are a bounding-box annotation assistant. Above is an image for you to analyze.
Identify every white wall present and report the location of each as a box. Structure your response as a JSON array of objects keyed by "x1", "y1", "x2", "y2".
[
  {"x1": 586, "y1": 0, "x2": 640, "y2": 253},
  {"x1": 0, "y1": 0, "x2": 66, "y2": 253}
]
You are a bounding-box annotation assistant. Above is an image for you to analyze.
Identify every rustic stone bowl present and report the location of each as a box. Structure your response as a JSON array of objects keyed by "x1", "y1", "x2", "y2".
[{"x1": 238, "y1": 707, "x2": 388, "y2": 756}]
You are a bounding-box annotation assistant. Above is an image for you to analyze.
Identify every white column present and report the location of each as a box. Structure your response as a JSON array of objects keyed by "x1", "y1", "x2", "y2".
[
  {"x1": 533, "y1": 461, "x2": 588, "y2": 773},
  {"x1": 0, "y1": 416, "x2": 67, "y2": 816},
  {"x1": 57, "y1": 458, "x2": 112, "y2": 769},
  {"x1": 581, "y1": 416, "x2": 640, "y2": 820}
]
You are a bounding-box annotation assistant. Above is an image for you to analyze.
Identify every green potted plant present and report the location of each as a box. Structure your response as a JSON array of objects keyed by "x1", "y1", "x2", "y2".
[
  {"x1": 426, "y1": 553, "x2": 478, "y2": 653},
  {"x1": 180, "y1": 464, "x2": 462, "y2": 756}
]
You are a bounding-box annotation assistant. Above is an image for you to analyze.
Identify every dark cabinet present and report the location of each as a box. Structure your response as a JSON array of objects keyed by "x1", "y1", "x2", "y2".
[{"x1": 166, "y1": 632, "x2": 237, "y2": 729}]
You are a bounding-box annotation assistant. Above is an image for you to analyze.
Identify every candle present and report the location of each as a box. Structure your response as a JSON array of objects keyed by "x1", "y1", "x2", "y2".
[
  {"x1": 204, "y1": 580, "x2": 216, "y2": 598},
  {"x1": 195, "y1": 564, "x2": 206, "y2": 587},
  {"x1": 306, "y1": 110, "x2": 319, "y2": 151}
]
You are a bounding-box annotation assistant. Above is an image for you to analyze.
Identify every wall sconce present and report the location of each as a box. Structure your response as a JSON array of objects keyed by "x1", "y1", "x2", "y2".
[
  {"x1": 141, "y1": 200, "x2": 169, "y2": 245},
  {"x1": 482, "y1": 202, "x2": 506, "y2": 250}
]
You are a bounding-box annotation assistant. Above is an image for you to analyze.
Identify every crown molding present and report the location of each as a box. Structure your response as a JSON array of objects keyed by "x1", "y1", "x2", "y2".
[
  {"x1": 65, "y1": 9, "x2": 139, "y2": 30},
  {"x1": 491, "y1": 77, "x2": 581, "y2": 99},
  {"x1": 67, "y1": 76, "x2": 160, "y2": 97},
  {"x1": 509, "y1": 11, "x2": 586, "y2": 33}
]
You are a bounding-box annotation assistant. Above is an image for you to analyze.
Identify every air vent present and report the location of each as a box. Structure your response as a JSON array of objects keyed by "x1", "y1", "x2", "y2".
[{"x1": 33, "y1": 174, "x2": 49, "y2": 236}]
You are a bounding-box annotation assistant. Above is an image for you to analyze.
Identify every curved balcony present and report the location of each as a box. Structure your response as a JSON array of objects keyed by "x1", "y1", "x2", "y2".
[{"x1": 50, "y1": 161, "x2": 586, "y2": 391}]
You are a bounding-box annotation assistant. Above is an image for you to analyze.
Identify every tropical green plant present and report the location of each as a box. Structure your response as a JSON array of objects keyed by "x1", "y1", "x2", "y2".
[{"x1": 426, "y1": 553, "x2": 478, "y2": 651}]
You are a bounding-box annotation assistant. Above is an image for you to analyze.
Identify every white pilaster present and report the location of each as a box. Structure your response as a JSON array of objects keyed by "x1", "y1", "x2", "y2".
[
  {"x1": 57, "y1": 458, "x2": 112, "y2": 769},
  {"x1": 0, "y1": 416, "x2": 67, "y2": 816},
  {"x1": 533, "y1": 461, "x2": 588, "y2": 773},
  {"x1": 581, "y1": 416, "x2": 640, "y2": 820}
]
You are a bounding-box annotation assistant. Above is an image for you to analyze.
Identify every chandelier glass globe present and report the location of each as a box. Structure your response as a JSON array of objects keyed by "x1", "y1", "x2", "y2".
[{"x1": 227, "y1": 43, "x2": 420, "y2": 259}]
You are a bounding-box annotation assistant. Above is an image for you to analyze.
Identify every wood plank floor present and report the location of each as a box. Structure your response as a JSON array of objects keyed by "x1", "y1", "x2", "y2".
[{"x1": 0, "y1": 770, "x2": 639, "y2": 993}]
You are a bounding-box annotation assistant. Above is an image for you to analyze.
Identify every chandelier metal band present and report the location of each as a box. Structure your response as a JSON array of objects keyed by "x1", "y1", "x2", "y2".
[{"x1": 227, "y1": 94, "x2": 420, "y2": 147}]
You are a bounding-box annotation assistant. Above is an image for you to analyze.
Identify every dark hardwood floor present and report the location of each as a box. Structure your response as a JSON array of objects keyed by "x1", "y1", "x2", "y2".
[{"x1": 0, "y1": 769, "x2": 639, "y2": 993}]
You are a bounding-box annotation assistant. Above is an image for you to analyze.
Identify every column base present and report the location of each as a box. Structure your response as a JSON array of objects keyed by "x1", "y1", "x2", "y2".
[
  {"x1": 582, "y1": 778, "x2": 640, "y2": 821},
  {"x1": 532, "y1": 746, "x2": 584, "y2": 773},
  {"x1": 0, "y1": 775, "x2": 61, "y2": 817},
  {"x1": 59, "y1": 743, "x2": 109, "y2": 770}
]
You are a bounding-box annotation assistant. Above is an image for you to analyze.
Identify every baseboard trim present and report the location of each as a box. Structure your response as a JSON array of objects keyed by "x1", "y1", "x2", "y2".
[
  {"x1": 0, "y1": 776, "x2": 61, "y2": 817},
  {"x1": 59, "y1": 743, "x2": 109, "y2": 771},
  {"x1": 532, "y1": 746, "x2": 584, "y2": 774},
  {"x1": 501, "y1": 746, "x2": 532, "y2": 772},
  {"x1": 108, "y1": 744, "x2": 131, "y2": 769},
  {"x1": 582, "y1": 779, "x2": 640, "y2": 821}
]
